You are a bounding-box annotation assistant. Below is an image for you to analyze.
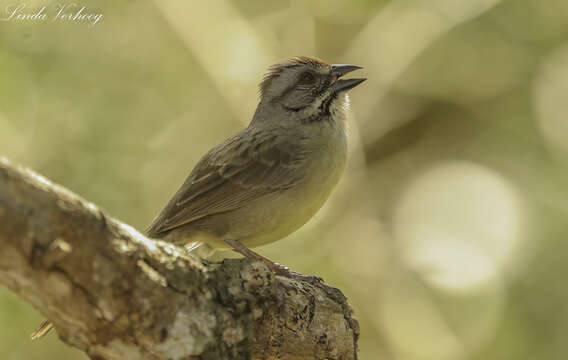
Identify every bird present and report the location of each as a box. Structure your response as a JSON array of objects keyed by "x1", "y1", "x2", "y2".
[
  {"x1": 146, "y1": 56, "x2": 365, "y2": 275},
  {"x1": 30, "y1": 57, "x2": 364, "y2": 339}
]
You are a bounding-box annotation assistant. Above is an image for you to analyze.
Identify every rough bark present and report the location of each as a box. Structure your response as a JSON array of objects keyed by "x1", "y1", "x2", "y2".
[{"x1": 0, "y1": 157, "x2": 359, "y2": 360}]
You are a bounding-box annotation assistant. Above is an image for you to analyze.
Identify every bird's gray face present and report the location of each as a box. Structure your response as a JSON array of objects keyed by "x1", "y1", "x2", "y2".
[{"x1": 258, "y1": 57, "x2": 365, "y2": 121}]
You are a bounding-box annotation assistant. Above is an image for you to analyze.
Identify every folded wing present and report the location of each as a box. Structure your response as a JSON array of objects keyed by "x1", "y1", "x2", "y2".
[{"x1": 146, "y1": 128, "x2": 310, "y2": 236}]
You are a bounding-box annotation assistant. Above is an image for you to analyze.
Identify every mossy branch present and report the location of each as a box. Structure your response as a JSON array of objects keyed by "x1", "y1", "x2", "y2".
[{"x1": 0, "y1": 158, "x2": 359, "y2": 360}]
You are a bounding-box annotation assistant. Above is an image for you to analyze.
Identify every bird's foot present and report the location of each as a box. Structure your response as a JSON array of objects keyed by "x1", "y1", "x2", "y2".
[
  {"x1": 224, "y1": 239, "x2": 325, "y2": 318},
  {"x1": 270, "y1": 262, "x2": 323, "y2": 285},
  {"x1": 224, "y1": 239, "x2": 323, "y2": 285}
]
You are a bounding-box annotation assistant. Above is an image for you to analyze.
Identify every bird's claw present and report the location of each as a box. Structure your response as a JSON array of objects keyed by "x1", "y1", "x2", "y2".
[{"x1": 272, "y1": 264, "x2": 324, "y2": 285}]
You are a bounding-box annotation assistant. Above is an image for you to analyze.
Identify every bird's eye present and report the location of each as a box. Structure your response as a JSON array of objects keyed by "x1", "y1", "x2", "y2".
[{"x1": 299, "y1": 71, "x2": 315, "y2": 84}]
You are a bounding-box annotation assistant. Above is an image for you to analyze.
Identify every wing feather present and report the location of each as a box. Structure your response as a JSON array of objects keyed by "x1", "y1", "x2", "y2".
[{"x1": 146, "y1": 128, "x2": 309, "y2": 236}]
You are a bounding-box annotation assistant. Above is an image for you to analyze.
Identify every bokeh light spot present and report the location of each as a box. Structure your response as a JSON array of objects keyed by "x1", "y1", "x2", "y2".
[{"x1": 394, "y1": 161, "x2": 522, "y2": 293}]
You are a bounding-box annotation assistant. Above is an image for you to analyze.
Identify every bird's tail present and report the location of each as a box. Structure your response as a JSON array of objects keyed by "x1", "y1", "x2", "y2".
[
  {"x1": 183, "y1": 241, "x2": 216, "y2": 258},
  {"x1": 30, "y1": 319, "x2": 53, "y2": 340},
  {"x1": 184, "y1": 241, "x2": 202, "y2": 253}
]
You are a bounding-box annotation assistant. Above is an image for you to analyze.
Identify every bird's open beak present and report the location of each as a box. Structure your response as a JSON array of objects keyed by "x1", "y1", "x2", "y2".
[{"x1": 330, "y1": 64, "x2": 366, "y2": 93}]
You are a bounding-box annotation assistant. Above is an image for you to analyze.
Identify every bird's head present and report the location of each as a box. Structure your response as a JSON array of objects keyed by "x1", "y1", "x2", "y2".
[{"x1": 256, "y1": 56, "x2": 365, "y2": 122}]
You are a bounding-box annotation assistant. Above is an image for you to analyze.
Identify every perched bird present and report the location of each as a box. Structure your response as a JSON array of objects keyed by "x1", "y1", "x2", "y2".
[
  {"x1": 31, "y1": 56, "x2": 364, "y2": 340},
  {"x1": 146, "y1": 56, "x2": 365, "y2": 274}
]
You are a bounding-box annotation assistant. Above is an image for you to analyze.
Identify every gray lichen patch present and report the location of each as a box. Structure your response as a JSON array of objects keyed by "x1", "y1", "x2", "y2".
[
  {"x1": 222, "y1": 326, "x2": 245, "y2": 345},
  {"x1": 151, "y1": 309, "x2": 217, "y2": 359}
]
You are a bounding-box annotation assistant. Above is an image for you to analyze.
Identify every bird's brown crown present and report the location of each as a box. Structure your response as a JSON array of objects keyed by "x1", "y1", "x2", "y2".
[{"x1": 259, "y1": 56, "x2": 329, "y2": 95}]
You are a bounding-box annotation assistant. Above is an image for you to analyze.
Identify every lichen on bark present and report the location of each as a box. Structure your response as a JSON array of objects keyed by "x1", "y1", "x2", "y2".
[{"x1": 0, "y1": 157, "x2": 359, "y2": 360}]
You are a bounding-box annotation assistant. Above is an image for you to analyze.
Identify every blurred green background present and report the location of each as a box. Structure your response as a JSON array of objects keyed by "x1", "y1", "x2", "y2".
[{"x1": 2, "y1": 0, "x2": 568, "y2": 359}]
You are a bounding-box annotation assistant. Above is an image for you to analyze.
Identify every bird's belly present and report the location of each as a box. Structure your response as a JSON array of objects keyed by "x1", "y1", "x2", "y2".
[
  {"x1": 225, "y1": 158, "x2": 345, "y2": 248},
  {"x1": 237, "y1": 183, "x2": 336, "y2": 247}
]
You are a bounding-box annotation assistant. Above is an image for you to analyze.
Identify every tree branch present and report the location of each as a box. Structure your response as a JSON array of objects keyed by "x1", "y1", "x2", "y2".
[{"x1": 0, "y1": 158, "x2": 359, "y2": 360}]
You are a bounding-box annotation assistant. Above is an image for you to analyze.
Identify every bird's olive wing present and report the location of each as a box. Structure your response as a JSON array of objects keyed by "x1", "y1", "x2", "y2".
[{"x1": 146, "y1": 130, "x2": 310, "y2": 236}]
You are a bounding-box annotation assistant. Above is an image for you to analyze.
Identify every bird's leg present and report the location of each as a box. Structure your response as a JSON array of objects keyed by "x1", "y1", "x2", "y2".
[
  {"x1": 224, "y1": 239, "x2": 323, "y2": 284},
  {"x1": 225, "y1": 239, "x2": 325, "y2": 319}
]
